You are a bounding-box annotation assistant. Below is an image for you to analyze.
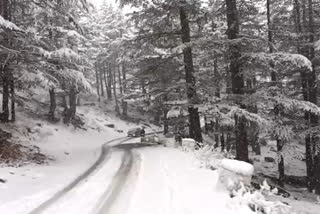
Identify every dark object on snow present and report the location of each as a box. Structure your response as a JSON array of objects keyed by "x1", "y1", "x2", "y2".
[
  {"x1": 105, "y1": 124, "x2": 115, "y2": 128},
  {"x1": 175, "y1": 132, "x2": 182, "y2": 146},
  {"x1": 116, "y1": 130, "x2": 124, "y2": 133},
  {"x1": 264, "y1": 157, "x2": 275, "y2": 163},
  {"x1": 251, "y1": 181, "x2": 290, "y2": 198},
  {"x1": 127, "y1": 128, "x2": 143, "y2": 137},
  {"x1": 140, "y1": 127, "x2": 145, "y2": 137},
  {"x1": 0, "y1": 178, "x2": 6, "y2": 183}
]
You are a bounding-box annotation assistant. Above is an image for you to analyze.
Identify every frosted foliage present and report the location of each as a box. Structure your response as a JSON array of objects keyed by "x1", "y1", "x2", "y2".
[
  {"x1": 245, "y1": 52, "x2": 312, "y2": 71},
  {"x1": 228, "y1": 106, "x2": 269, "y2": 126},
  {"x1": 229, "y1": 183, "x2": 292, "y2": 214},
  {"x1": 273, "y1": 125, "x2": 294, "y2": 141},
  {"x1": 276, "y1": 97, "x2": 320, "y2": 115},
  {"x1": 56, "y1": 69, "x2": 92, "y2": 92},
  {"x1": 54, "y1": 27, "x2": 85, "y2": 40},
  {"x1": 19, "y1": 71, "x2": 56, "y2": 89},
  {"x1": 50, "y1": 48, "x2": 82, "y2": 62}
]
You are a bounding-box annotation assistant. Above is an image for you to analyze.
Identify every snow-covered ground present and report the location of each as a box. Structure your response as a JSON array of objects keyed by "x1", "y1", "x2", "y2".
[
  {"x1": 180, "y1": 140, "x2": 320, "y2": 214},
  {"x1": 0, "y1": 101, "x2": 319, "y2": 214},
  {"x1": 0, "y1": 104, "x2": 154, "y2": 214}
]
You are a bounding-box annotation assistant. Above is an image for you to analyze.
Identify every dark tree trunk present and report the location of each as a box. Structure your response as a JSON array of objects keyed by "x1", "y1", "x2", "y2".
[
  {"x1": 221, "y1": 129, "x2": 225, "y2": 152},
  {"x1": 103, "y1": 62, "x2": 109, "y2": 100},
  {"x1": 118, "y1": 64, "x2": 123, "y2": 95},
  {"x1": 214, "y1": 118, "x2": 219, "y2": 148},
  {"x1": 48, "y1": 88, "x2": 56, "y2": 121},
  {"x1": 95, "y1": 62, "x2": 100, "y2": 101},
  {"x1": 214, "y1": 57, "x2": 220, "y2": 98},
  {"x1": 1, "y1": 0, "x2": 10, "y2": 123},
  {"x1": 314, "y1": 154, "x2": 320, "y2": 194},
  {"x1": 179, "y1": 1, "x2": 202, "y2": 143},
  {"x1": 267, "y1": 0, "x2": 274, "y2": 54},
  {"x1": 213, "y1": 57, "x2": 220, "y2": 147},
  {"x1": 10, "y1": 72, "x2": 15, "y2": 122},
  {"x1": 121, "y1": 99, "x2": 128, "y2": 118},
  {"x1": 163, "y1": 107, "x2": 169, "y2": 135},
  {"x1": 63, "y1": 87, "x2": 77, "y2": 124},
  {"x1": 295, "y1": 0, "x2": 319, "y2": 192},
  {"x1": 69, "y1": 87, "x2": 77, "y2": 118},
  {"x1": 112, "y1": 64, "x2": 120, "y2": 115},
  {"x1": 122, "y1": 63, "x2": 127, "y2": 93},
  {"x1": 226, "y1": 134, "x2": 232, "y2": 152},
  {"x1": 2, "y1": 66, "x2": 9, "y2": 123},
  {"x1": 121, "y1": 63, "x2": 128, "y2": 118},
  {"x1": 99, "y1": 63, "x2": 105, "y2": 97},
  {"x1": 225, "y1": 0, "x2": 248, "y2": 162},
  {"x1": 277, "y1": 138, "x2": 285, "y2": 187},
  {"x1": 235, "y1": 115, "x2": 249, "y2": 162},
  {"x1": 107, "y1": 64, "x2": 113, "y2": 100}
]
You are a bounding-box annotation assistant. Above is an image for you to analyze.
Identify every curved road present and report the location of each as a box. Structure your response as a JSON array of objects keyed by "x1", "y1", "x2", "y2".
[{"x1": 29, "y1": 135, "x2": 154, "y2": 214}]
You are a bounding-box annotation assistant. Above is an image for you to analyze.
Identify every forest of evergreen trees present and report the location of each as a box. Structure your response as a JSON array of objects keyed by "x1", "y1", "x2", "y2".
[{"x1": 1, "y1": 0, "x2": 320, "y2": 195}]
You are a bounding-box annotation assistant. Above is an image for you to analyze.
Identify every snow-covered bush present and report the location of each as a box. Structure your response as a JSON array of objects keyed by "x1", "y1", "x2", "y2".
[
  {"x1": 217, "y1": 159, "x2": 254, "y2": 192},
  {"x1": 228, "y1": 181, "x2": 292, "y2": 214},
  {"x1": 180, "y1": 144, "x2": 226, "y2": 169}
]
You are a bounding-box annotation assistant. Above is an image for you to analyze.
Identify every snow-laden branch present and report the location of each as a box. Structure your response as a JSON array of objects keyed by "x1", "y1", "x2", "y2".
[
  {"x1": 242, "y1": 52, "x2": 312, "y2": 72},
  {"x1": 56, "y1": 69, "x2": 92, "y2": 93},
  {"x1": 0, "y1": 15, "x2": 21, "y2": 31}
]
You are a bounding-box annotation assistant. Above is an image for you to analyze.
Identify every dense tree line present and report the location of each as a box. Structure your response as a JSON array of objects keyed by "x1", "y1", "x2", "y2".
[
  {"x1": 1, "y1": 0, "x2": 320, "y2": 195},
  {"x1": 108, "y1": 0, "x2": 320, "y2": 194}
]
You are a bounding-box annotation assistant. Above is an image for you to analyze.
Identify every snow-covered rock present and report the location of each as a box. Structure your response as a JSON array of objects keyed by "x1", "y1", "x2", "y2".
[{"x1": 217, "y1": 159, "x2": 254, "y2": 192}]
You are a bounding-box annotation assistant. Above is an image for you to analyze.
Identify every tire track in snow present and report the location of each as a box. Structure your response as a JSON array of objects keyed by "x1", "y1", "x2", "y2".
[
  {"x1": 95, "y1": 147, "x2": 142, "y2": 214},
  {"x1": 29, "y1": 137, "x2": 131, "y2": 214}
]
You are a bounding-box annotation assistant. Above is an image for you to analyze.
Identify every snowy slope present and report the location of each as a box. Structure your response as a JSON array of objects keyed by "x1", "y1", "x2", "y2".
[{"x1": 0, "y1": 105, "x2": 142, "y2": 214}]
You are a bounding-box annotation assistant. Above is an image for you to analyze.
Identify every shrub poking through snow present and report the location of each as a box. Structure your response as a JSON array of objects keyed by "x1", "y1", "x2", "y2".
[{"x1": 228, "y1": 181, "x2": 292, "y2": 214}]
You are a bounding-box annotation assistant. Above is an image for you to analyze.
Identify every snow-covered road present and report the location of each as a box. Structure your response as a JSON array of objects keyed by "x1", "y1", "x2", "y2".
[{"x1": 26, "y1": 137, "x2": 231, "y2": 214}]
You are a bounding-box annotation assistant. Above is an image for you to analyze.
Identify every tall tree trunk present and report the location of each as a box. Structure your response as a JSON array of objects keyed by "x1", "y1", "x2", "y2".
[
  {"x1": 118, "y1": 64, "x2": 123, "y2": 95},
  {"x1": 295, "y1": 0, "x2": 318, "y2": 192},
  {"x1": 112, "y1": 63, "x2": 120, "y2": 115},
  {"x1": 107, "y1": 64, "x2": 113, "y2": 100},
  {"x1": 225, "y1": 0, "x2": 248, "y2": 162},
  {"x1": 2, "y1": 66, "x2": 9, "y2": 122},
  {"x1": 69, "y1": 87, "x2": 77, "y2": 119},
  {"x1": 179, "y1": 1, "x2": 202, "y2": 143},
  {"x1": 95, "y1": 62, "x2": 100, "y2": 102},
  {"x1": 63, "y1": 87, "x2": 77, "y2": 124},
  {"x1": 99, "y1": 63, "x2": 105, "y2": 97},
  {"x1": 307, "y1": 0, "x2": 318, "y2": 192},
  {"x1": 10, "y1": 72, "x2": 15, "y2": 122},
  {"x1": 1, "y1": 0, "x2": 10, "y2": 123},
  {"x1": 214, "y1": 118, "x2": 220, "y2": 148},
  {"x1": 213, "y1": 56, "x2": 220, "y2": 147},
  {"x1": 163, "y1": 108, "x2": 169, "y2": 135},
  {"x1": 268, "y1": 0, "x2": 285, "y2": 186},
  {"x1": 122, "y1": 63, "x2": 127, "y2": 92},
  {"x1": 121, "y1": 63, "x2": 128, "y2": 118},
  {"x1": 103, "y1": 62, "x2": 109, "y2": 99},
  {"x1": 221, "y1": 128, "x2": 225, "y2": 152},
  {"x1": 48, "y1": 88, "x2": 56, "y2": 121}
]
